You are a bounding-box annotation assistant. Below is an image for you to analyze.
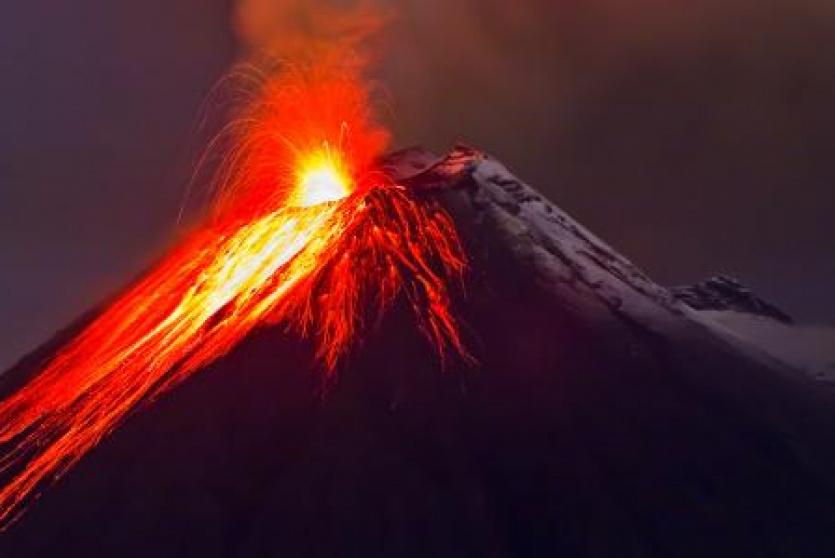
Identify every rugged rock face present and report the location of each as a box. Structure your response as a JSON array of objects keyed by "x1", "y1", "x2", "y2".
[
  {"x1": 672, "y1": 275, "x2": 794, "y2": 323},
  {"x1": 3, "y1": 147, "x2": 835, "y2": 557}
]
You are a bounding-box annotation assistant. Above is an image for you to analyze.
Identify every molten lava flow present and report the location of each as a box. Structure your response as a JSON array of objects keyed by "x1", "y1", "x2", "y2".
[{"x1": 0, "y1": 57, "x2": 468, "y2": 528}]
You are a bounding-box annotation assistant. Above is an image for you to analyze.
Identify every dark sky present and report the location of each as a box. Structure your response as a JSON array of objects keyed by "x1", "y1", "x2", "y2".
[{"x1": 2, "y1": 0, "x2": 835, "y2": 370}]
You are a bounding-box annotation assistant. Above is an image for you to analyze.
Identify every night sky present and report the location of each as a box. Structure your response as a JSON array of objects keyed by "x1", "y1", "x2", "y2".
[{"x1": 2, "y1": 0, "x2": 835, "y2": 370}]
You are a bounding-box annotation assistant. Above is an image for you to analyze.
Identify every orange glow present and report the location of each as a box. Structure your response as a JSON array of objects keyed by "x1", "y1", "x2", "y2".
[
  {"x1": 0, "y1": 56, "x2": 468, "y2": 528},
  {"x1": 293, "y1": 145, "x2": 353, "y2": 206}
]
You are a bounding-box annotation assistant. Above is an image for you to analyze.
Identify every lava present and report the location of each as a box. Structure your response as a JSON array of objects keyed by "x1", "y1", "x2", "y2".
[{"x1": 0, "y1": 55, "x2": 468, "y2": 528}]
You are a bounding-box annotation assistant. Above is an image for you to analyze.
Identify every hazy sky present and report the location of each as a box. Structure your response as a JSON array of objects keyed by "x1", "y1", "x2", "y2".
[{"x1": 2, "y1": 0, "x2": 835, "y2": 369}]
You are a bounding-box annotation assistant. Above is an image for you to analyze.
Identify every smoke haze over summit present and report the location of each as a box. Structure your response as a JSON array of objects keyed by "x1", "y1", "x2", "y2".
[{"x1": 2, "y1": 0, "x2": 835, "y2": 369}]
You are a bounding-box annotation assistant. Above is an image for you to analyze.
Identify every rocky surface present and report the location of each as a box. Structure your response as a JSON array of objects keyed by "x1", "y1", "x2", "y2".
[
  {"x1": 3, "y1": 147, "x2": 835, "y2": 557},
  {"x1": 672, "y1": 275, "x2": 793, "y2": 323}
]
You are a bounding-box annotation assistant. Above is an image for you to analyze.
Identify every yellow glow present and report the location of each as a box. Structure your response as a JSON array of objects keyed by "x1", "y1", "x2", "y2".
[{"x1": 293, "y1": 149, "x2": 353, "y2": 207}]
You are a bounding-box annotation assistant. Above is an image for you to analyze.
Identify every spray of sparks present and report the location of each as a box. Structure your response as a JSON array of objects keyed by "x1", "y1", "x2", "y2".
[{"x1": 0, "y1": 55, "x2": 468, "y2": 527}]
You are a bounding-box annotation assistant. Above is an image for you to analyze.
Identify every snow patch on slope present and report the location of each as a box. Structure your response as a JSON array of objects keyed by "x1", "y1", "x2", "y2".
[
  {"x1": 465, "y1": 153, "x2": 688, "y2": 334},
  {"x1": 697, "y1": 310, "x2": 835, "y2": 382}
]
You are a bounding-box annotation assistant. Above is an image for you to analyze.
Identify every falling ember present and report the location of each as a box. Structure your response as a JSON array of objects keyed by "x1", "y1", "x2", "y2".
[{"x1": 0, "y1": 54, "x2": 469, "y2": 527}]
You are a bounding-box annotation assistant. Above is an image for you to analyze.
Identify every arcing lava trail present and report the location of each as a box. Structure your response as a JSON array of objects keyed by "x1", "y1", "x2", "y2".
[{"x1": 0, "y1": 56, "x2": 468, "y2": 527}]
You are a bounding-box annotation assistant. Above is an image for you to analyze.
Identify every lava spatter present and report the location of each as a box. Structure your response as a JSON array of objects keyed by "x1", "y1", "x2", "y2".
[{"x1": 0, "y1": 56, "x2": 468, "y2": 528}]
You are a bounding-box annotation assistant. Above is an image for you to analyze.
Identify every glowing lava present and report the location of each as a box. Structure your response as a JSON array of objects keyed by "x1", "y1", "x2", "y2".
[
  {"x1": 294, "y1": 146, "x2": 352, "y2": 206},
  {"x1": 0, "y1": 57, "x2": 468, "y2": 528}
]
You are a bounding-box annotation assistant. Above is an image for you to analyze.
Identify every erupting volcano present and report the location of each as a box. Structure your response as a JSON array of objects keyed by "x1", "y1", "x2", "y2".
[
  {"x1": 0, "y1": 54, "x2": 468, "y2": 528},
  {"x1": 5, "y1": 4, "x2": 835, "y2": 557}
]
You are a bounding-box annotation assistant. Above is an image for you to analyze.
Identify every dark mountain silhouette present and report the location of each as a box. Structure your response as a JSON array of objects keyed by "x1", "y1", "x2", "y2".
[{"x1": 2, "y1": 146, "x2": 835, "y2": 557}]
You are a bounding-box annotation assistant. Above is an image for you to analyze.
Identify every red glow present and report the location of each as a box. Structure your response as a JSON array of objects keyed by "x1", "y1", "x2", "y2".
[{"x1": 0, "y1": 56, "x2": 468, "y2": 527}]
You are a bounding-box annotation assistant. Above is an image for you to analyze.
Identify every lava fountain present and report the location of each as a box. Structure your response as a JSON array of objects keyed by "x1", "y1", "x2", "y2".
[{"x1": 0, "y1": 53, "x2": 469, "y2": 527}]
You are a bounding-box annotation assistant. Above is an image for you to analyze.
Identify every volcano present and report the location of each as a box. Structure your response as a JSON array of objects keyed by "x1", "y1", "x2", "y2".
[{"x1": 2, "y1": 146, "x2": 835, "y2": 557}]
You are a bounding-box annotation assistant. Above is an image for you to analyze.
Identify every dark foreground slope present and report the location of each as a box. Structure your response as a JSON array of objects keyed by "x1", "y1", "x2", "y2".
[{"x1": 3, "y1": 147, "x2": 835, "y2": 557}]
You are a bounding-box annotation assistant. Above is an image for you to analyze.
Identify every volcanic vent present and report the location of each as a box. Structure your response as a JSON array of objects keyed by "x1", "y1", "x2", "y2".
[{"x1": 3, "y1": 145, "x2": 835, "y2": 557}]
